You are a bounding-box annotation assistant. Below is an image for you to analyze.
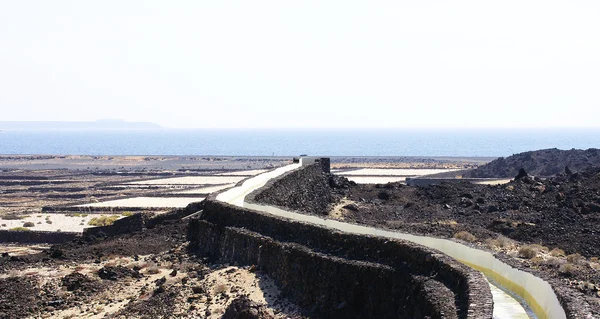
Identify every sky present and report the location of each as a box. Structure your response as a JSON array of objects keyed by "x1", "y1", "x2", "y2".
[{"x1": 1, "y1": 1, "x2": 599, "y2": 129}]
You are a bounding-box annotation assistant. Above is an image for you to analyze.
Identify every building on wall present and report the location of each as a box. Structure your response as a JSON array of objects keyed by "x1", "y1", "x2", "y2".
[{"x1": 298, "y1": 156, "x2": 330, "y2": 173}]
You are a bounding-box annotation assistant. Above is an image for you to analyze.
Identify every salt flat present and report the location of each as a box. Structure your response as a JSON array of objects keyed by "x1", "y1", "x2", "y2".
[
  {"x1": 173, "y1": 184, "x2": 236, "y2": 194},
  {"x1": 0, "y1": 213, "x2": 122, "y2": 232},
  {"x1": 126, "y1": 176, "x2": 244, "y2": 185},
  {"x1": 339, "y1": 168, "x2": 460, "y2": 176},
  {"x1": 345, "y1": 176, "x2": 407, "y2": 184},
  {"x1": 79, "y1": 197, "x2": 205, "y2": 208},
  {"x1": 215, "y1": 169, "x2": 268, "y2": 176}
]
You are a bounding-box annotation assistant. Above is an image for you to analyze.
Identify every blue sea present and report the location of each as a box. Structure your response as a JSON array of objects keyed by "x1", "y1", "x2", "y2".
[{"x1": 0, "y1": 129, "x2": 599, "y2": 157}]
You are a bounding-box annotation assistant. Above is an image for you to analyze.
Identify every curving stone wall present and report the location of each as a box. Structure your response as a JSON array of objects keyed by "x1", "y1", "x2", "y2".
[
  {"x1": 189, "y1": 219, "x2": 457, "y2": 318},
  {"x1": 190, "y1": 196, "x2": 493, "y2": 319}
]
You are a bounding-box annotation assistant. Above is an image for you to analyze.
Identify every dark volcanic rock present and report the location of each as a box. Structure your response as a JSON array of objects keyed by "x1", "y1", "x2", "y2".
[
  {"x1": 515, "y1": 168, "x2": 528, "y2": 180},
  {"x1": 0, "y1": 277, "x2": 44, "y2": 318},
  {"x1": 61, "y1": 272, "x2": 94, "y2": 291},
  {"x1": 49, "y1": 247, "x2": 64, "y2": 259},
  {"x1": 342, "y1": 203, "x2": 359, "y2": 211},
  {"x1": 222, "y1": 296, "x2": 275, "y2": 319},
  {"x1": 329, "y1": 175, "x2": 356, "y2": 189},
  {"x1": 377, "y1": 191, "x2": 391, "y2": 200},
  {"x1": 463, "y1": 148, "x2": 600, "y2": 178},
  {"x1": 252, "y1": 164, "x2": 334, "y2": 215},
  {"x1": 114, "y1": 286, "x2": 181, "y2": 318},
  {"x1": 98, "y1": 265, "x2": 141, "y2": 280},
  {"x1": 343, "y1": 166, "x2": 600, "y2": 258}
]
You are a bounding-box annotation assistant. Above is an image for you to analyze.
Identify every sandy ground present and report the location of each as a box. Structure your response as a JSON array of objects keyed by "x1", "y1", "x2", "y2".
[
  {"x1": 126, "y1": 176, "x2": 245, "y2": 185},
  {"x1": 78, "y1": 197, "x2": 205, "y2": 208},
  {"x1": 0, "y1": 244, "x2": 49, "y2": 256},
  {"x1": 198, "y1": 266, "x2": 301, "y2": 319},
  {"x1": 0, "y1": 245, "x2": 303, "y2": 319},
  {"x1": 0, "y1": 213, "x2": 123, "y2": 232},
  {"x1": 329, "y1": 199, "x2": 356, "y2": 220}
]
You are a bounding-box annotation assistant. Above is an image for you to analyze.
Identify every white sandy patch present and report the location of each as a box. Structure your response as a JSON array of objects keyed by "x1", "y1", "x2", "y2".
[
  {"x1": 172, "y1": 184, "x2": 236, "y2": 194},
  {"x1": 1, "y1": 254, "x2": 137, "y2": 280},
  {"x1": 24, "y1": 253, "x2": 302, "y2": 319},
  {"x1": 329, "y1": 199, "x2": 358, "y2": 220},
  {"x1": 0, "y1": 213, "x2": 123, "y2": 232},
  {"x1": 16, "y1": 255, "x2": 183, "y2": 319},
  {"x1": 215, "y1": 169, "x2": 268, "y2": 176},
  {"x1": 0, "y1": 244, "x2": 49, "y2": 256},
  {"x1": 126, "y1": 176, "x2": 244, "y2": 185},
  {"x1": 345, "y1": 176, "x2": 406, "y2": 184},
  {"x1": 339, "y1": 168, "x2": 460, "y2": 176},
  {"x1": 198, "y1": 266, "x2": 301, "y2": 319},
  {"x1": 78, "y1": 197, "x2": 204, "y2": 208}
]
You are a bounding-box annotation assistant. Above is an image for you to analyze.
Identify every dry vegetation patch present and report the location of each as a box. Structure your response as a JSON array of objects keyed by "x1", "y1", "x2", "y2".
[
  {"x1": 453, "y1": 231, "x2": 477, "y2": 243},
  {"x1": 88, "y1": 215, "x2": 120, "y2": 227}
]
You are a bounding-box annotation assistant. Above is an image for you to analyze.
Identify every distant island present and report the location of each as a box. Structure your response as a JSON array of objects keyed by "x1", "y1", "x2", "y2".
[{"x1": 0, "y1": 119, "x2": 162, "y2": 130}]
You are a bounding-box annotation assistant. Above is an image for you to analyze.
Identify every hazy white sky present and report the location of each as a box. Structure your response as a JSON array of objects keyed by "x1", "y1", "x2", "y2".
[{"x1": 1, "y1": 1, "x2": 599, "y2": 128}]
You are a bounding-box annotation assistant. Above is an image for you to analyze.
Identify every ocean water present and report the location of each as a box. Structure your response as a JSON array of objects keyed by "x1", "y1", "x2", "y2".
[{"x1": 0, "y1": 128, "x2": 599, "y2": 157}]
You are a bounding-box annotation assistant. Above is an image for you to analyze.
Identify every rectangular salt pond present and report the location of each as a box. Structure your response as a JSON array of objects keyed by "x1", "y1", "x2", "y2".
[
  {"x1": 78, "y1": 197, "x2": 205, "y2": 208},
  {"x1": 172, "y1": 184, "x2": 236, "y2": 194},
  {"x1": 215, "y1": 169, "x2": 268, "y2": 176},
  {"x1": 339, "y1": 168, "x2": 460, "y2": 176},
  {"x1": 0, "y1": 213, "x2": 123, "y2": 232},
  {"x1": 344, "y1": 176, "x2": 407, "y2": 184},
  {"x1": 126, "y1": 176, "x2": 244, "y2": 185}
]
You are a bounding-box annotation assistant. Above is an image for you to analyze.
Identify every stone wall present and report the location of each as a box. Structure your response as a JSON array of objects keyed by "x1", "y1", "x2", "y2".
[
  {"x1": 83, "y1": 200, "x2": 204, "y2": 238},
  {"x1": 0, "y1": 230, "x2": 79, "y2": 244},
  {"x1": 83, "y1": 213, "x2": 148, "y2": 239},
  {"x1": 192, "y1": 198, "x2": 493, "y2": 319},
  {"x1": 189, "y1": 219, "x2": 464, "y2": 319},
  {"x1": 146, "y1": 201, "x2": 204, "y2": 228}
]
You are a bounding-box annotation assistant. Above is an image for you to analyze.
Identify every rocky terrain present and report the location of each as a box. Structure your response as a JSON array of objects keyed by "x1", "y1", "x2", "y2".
[
  {"x1": 0, "y1": 219, "x2": 306, "y2": 319},
  {"x1": 463, "y1": 148, "x2": 600, "y2": 178},
  {"x1": 312, "y1": 167, "x2": 600, "y2": 315}
]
